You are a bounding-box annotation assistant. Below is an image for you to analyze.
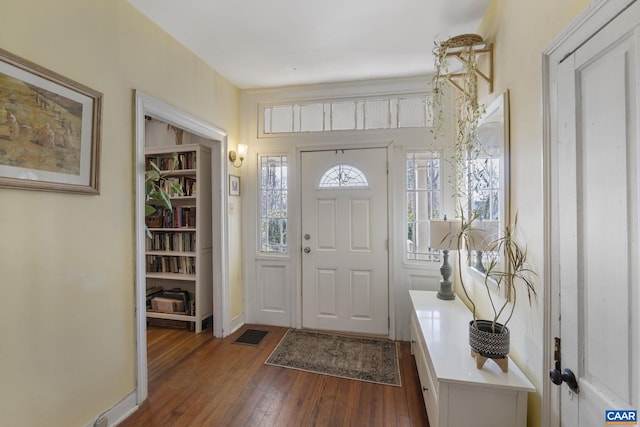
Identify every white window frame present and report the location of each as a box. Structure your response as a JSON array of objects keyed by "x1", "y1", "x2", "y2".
[
  {"x1": 258, "y1": 154, "x2": 288, "y2": 255},
  {"x1": 405, "y1": 149, "x2": 443, "y2": 263},
  {"x1": 318, "y1": 164, "x2": 369, "y2": 189},
  {"x1": 258, "y1": 93, "x2": 433, "y2": 138}
]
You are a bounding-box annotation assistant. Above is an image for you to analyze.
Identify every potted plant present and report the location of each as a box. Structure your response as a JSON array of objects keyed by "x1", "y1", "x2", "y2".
[
  {"x1": 144, "y1": 152, "x2": 183, "y2": 238},
  {"x1": 454, "y1": 212, "x2": 536, "y2": 369}
]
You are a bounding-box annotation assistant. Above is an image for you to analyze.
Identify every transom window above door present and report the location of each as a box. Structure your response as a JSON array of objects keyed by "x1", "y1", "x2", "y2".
[
  {"x1": 318, "y1": 164, "x2": 369, "y2": 189},
  {"x1": 260, "y1": 94, "x2": 433, "y2": 135}
]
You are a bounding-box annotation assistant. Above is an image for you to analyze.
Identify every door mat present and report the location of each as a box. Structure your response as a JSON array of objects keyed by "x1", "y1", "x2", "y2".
[
  {"x1": 233, "y1": 329, "x2": 269, "y2": 346},
  {"x1": 265, "y1": 329, "x2": 401, "y2": 386}
]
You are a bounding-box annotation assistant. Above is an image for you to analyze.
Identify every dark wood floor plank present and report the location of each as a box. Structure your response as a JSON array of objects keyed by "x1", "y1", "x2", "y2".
[
  {"x1": 326, "y1": 378, "x2": 351, "y2": 425},
  {"x1": 271, "y1": 368, "x2": 323, "y2": 426},
  {"x1": 119, "y1": 324, "x2": 429, "y2": 427}
]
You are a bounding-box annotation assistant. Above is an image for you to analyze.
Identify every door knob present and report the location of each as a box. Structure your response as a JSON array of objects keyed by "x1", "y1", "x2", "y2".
[
  {"x1": 303, "y1": 247, "x2": 311, "y2": 254},
  {"x1": 549, "y1": 368, "x2": 579, "y2": 394}
]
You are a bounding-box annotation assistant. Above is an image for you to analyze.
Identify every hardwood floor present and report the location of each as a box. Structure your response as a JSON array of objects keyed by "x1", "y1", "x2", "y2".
[{"x1": 119, "y1": 325, "x2": 429, "y2": 427}]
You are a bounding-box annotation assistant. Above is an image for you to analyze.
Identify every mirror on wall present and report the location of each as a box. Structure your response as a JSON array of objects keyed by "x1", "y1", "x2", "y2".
[{"x1": 466, "y1": 90, "x2": 510, "y2": 279}]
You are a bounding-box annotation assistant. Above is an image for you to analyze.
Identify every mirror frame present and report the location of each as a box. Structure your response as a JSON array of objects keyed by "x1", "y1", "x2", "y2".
[{"x1": 466, "y1": 90, "x2": 510, "y2": 288}]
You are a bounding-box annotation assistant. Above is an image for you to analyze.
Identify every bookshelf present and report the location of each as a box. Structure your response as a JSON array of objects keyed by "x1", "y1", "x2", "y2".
[{"x1": 145, "y1": 143, "x2": 213, "y2": 333}]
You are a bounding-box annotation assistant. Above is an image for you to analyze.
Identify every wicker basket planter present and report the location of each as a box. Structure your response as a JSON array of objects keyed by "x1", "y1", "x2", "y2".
[{"x1": 469, "y1": 320, "x2": 510, "y2": 358}]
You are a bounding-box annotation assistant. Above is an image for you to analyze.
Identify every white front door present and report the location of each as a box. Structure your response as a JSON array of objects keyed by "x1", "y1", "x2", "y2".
[
  {"x1": 301, "y1": 148, "x2": 389, "y2": 335},
  {"x1": 554, "y1": 2, "x2": 640, "y2": 425}
]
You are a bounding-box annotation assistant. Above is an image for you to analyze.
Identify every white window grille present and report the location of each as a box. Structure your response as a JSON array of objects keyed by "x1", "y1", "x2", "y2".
[
  {"x1": 466, "y1": 146, "x2": 500, "y2": 221},
  {"x1": 318, "y1": 164, "x2": 369, "y2": 189},
  {"x1": 466, "y1": 146, "x2": 500, "y2": 269},
  {"x1": 260, "y1": 155, "x2": 288, "y2": 254},
  {"x1": 330, "y1": 101, "x2": 357, "y2": 130},
  {"x1": 261, "y1": 95, "x2": 432, "y2": 135},
  {"x1": 406, "y1": 151, "x2": 441, "y2": 261}
]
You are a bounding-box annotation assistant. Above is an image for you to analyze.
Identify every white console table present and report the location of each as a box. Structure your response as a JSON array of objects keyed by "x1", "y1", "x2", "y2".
[{"x1": 409, "y1": 290, "x2": 535, "y2": 427}]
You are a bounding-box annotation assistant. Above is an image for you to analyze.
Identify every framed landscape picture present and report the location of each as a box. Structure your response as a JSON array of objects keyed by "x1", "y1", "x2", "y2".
[{"x1": 0, "y1": 48, "x2": 102, "y2": 194}]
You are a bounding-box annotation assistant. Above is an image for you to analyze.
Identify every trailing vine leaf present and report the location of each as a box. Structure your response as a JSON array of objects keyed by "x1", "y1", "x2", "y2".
[
  {"x1": 430, "y1": 41, "x2": 450, "y2": 144},
  {"x1": 431, "y1": 36, "x2": 486, "y2": 205}
]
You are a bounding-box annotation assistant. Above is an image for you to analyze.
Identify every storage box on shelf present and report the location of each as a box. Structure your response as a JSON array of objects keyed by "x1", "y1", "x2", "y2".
[
  {"x1": 409, "y1": 290, "x2": 535, "y2": 427},
  {"x1": 145, "y1": 143, "x2": 213, "y2": 333}
]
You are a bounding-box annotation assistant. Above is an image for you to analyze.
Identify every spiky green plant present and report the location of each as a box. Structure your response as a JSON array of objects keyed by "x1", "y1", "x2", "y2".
[
  {"x1": 483, "y1": 215, "x2": 537, "y2": 331},
  {"x1": 452, "y1": 212, "x2": 537, "y2": 332}
]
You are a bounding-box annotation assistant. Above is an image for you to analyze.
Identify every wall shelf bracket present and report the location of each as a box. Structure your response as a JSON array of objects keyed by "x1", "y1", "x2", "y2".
[{"x1": 442, "y1": 43, "x2": 494, "y2": 94}]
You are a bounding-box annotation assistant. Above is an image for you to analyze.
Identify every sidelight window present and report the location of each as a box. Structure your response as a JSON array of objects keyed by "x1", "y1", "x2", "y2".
[
  {"x1": 406, "y1": 151, "x2": 442, "y2": 261},
  {"x1": 260, "y1": 155, "x2": 288, "y2": 254}
]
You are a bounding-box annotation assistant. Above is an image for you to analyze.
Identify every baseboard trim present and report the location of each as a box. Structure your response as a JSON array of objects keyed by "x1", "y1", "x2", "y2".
[
  {"x1": 229, "y1": 315, "x2": 245, "y2": 336},
  {"x1": 84, "y1": 391, "x2": 137, "y2": 427}
]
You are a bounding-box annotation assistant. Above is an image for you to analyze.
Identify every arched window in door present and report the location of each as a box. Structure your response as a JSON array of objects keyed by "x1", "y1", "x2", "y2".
[{"x1": 318, "y1": 164, "x2": 369, "y2": 189}]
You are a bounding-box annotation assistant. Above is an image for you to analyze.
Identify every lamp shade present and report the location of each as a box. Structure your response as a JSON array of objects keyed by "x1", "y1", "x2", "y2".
[
  {"x1": 429, "y1": 219, "x2": 462, "y2": 250},
  {"x1": 467, "y1": 220, "x2": 499, "y2": 250},
  {"x1": 237, "y1": 144, "x2": 248, "y2": 160}
]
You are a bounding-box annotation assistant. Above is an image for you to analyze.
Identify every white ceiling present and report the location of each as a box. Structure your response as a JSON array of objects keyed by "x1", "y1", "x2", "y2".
[{"x1": 128, "y1": 0, "x2": 491, "y2": 90}]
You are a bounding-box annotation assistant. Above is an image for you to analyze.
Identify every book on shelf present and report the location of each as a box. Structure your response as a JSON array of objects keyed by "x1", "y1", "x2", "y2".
[
  {"x1": 146, "y1": 286, "x2": 164, "y2": 309},
  {"x1": 145, "y1": 206, "x2": 197, "y2": 229},
  {"x1": 177, "y1": 152, "x2": 196, "y2": 170},
  {"x1": 146, "y1": 288, "x2": 192, "y2": 312},
  {"x1": 160, "y1": 176, "x2": 197, "y2": 196},
  {"x1": 151, "y1": 297, "x2": 185, "y2": 313},
  {"x1": 146, "y1": 255, "x2": 196, "y2": 275},
  {"x1": 146, "y1": 151, "x2": 197, "y2": 172},
  {"x1": 145, "y1": 156, "x2": 177, "y2": 172},
  {"x1": 145, "y1": 231, "x2": 196, "y2": 252}
]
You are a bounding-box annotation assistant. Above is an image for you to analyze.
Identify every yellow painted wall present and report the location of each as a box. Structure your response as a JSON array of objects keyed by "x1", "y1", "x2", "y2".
[
  {"x1": 0, "y1": 1, "x2": 240, "y2": 425},
  {"x1": 229, "y1": 189, "x2": 244, "y2": 320},
  {"x1": 456, "y1": 0, "x2": 590, "y2": 425}
]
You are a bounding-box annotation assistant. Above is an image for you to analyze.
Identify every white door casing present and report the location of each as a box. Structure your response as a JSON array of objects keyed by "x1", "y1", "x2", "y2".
[
  {"x1": 133, "y1": 91, "x2": 229, "y2": 404},
  {"x1": 301, "y1": 148, "x2": 389, "y2": 335},
  {"x1": 552, "y1": 2, "x2": 640, "y2": 425}
]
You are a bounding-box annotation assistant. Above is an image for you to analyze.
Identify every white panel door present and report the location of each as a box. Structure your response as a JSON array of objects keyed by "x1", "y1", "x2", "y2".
[
  {"x1": 555, "y1": 2, "x2": 640, "y2": 425},
  {"x1": 301, "y1": 148, "x2": 389, "y2": 335}
]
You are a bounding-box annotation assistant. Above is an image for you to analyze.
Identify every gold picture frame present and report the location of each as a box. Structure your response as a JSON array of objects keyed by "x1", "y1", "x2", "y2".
[{"x1": 0, "y1": 48, "x2": 102, "y2": 194}]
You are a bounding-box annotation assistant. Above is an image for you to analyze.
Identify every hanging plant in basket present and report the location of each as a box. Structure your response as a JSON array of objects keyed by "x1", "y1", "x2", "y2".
[{"x1": 431, "y1": 34, "x2": 487, "y2": 198}]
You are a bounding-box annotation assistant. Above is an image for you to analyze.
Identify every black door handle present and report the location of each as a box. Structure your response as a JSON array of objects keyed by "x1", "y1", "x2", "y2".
[{"x1": 549, "y1": 368, "x2": 580, "y2": 394}]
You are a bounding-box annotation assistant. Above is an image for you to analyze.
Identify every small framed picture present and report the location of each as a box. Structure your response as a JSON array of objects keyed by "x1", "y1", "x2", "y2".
[{"x1": 229, "y1": 174, "x2": 240, "y2": 196}]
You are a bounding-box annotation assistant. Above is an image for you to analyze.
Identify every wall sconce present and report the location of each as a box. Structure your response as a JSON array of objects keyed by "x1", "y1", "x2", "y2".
[
  {"x1": 429, "y1": 216, "x2": 462, "y2": 300},
  {"x1": 229, "y1": 144, "x2": 248, "y2": 168}
]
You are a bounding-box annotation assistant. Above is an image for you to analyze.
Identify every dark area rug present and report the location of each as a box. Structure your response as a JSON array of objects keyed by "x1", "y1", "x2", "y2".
[
  {"x1": 233, "y1": 329, "x2": 269, "y2": 346},
  {"x1": 265, "y1": 329, "x2": 401, "y2": 386}
]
